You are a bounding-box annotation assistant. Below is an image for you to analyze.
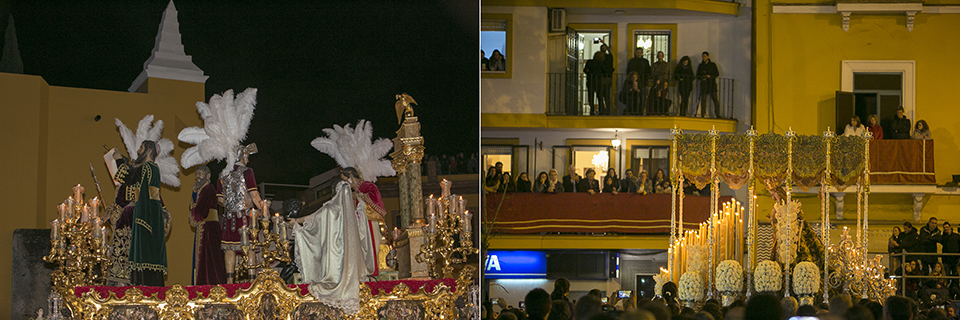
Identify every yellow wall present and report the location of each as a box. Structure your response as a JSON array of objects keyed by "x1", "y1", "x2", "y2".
[{"x1": 0, "y1": 72, "x2": 206, "y2": 313}]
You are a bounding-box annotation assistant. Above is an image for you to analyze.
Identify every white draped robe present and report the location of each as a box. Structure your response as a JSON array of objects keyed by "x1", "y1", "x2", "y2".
[{"x1": 293, "y1": 181, "x2": 376, "y2": 315}]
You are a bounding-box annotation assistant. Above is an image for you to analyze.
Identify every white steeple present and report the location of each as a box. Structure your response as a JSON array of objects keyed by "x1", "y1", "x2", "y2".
[{"x1": 128, "y1": 0, "x2": 208, "y2": 92}]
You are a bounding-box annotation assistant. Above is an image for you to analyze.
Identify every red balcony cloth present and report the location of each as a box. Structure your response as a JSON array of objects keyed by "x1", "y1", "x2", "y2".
[
  {"x1": 869, "y1": 139, "x2": 935, "y2": 184},
  {"x1": 74, "y1": 278, "x2": 456, "y2": 300},
  {"x1": 484, "y1": 193, "x2": 733, "y2": 234}
]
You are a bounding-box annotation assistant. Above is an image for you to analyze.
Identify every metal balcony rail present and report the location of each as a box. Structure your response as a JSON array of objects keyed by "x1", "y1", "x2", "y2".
[
  {"x1": 889, "y1": 252, "x2": 960, "y2": 296},
  {"x1": 547, "y1": 72, "x2": 735, "y2": 119}
]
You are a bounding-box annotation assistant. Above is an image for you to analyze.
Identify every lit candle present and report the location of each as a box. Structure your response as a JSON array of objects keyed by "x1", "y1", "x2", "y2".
[
  {"x1": 241, "y1": 226, "x2": 249, "y2": 246},
  {"x1": 90, "y1": 197, "x2": 100, "y2": 218},
  {"x1": 274, "y1": 213, "x2": 280, "y2": 234},
  {"x1": 72, "y1": 184, "x2": 84, "y2": 204},
  {"x1": 250, "y1": 209, "x2": 258, "y2": 229},
  {"x1": 51, "y1": 219, "x2": 59, "y2": 240},
  {"x1": 459, "y1": 197, "x2": 467, "y2": 215},
  {"x1": 428, "y1": 210, "x2": 437, "y2": 235}
]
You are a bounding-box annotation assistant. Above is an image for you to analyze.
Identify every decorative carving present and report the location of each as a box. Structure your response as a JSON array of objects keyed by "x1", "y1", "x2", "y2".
[
  {"x1": 912, "y1": 193, "x2": 924, "y2": 221},
  {"x1": 842, "y1": 11, "x2": 851, "y2": 31}
]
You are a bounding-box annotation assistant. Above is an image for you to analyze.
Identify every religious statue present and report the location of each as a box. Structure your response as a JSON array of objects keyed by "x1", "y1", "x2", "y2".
[
  {"x1": 111, "y1": 140, "x2": 166, "y2": 286},
  {"x1": 189, "y1": 165, "x2": 227, "y2": 285},
  {"x1": 394, "y1": 93, "x2": 417, "y2": 124}
]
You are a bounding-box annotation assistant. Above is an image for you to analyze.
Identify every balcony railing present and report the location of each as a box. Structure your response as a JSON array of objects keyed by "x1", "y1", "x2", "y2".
[{"x1": 547, "y1": 72, "x2": 735, "y2": 119}]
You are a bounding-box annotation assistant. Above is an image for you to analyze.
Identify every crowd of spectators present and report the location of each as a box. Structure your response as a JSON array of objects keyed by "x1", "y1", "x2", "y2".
[
  {"x1": 888, "y1": 217, "x2": 960, "y2": 302},
  {"x1": 483, "y1": 163, "x2": 698, "y2": 196},
  {"x1": 843, "y1": 107, "x2": 932, "y2": 140},
  {"x1": 485, "y1": 278, "x2": 958, "y2": 320},
  {"x1": 424, "y1": 152, "x2": 478, "y2": 175}
]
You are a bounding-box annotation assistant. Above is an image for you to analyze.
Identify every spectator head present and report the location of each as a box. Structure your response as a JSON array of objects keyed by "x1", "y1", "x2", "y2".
[
  {"x1": 701, "y1": 302, "x2": 722, "y2": 320},
  {"x1": 620, "y1": 309, "x2": 656, "y2": 320},
  {"x1": 576, "y1": 294, "x2": 603, "y2": 320},
  {"x1": 928, "y1": 217, "x2": 938, "y2": 230},
  {"x1": 897, "y1": 106, "x2": 905, "y2": 118},
  {"x1": 588, "y1": 289, "x2": 603, "y2": 298},
  {"x1": 947, "y1": 305, "x2": 956, "y2": 318},
  {"x1": 593, "y1": 51, "x2": 604, "y2": 61},
  {"x1": 892, "y1": 226, "x2": 901, "y2": 237},
  {"x1": 883, "y1": 295, "x2": 915, "y2": 320},
  {"x1": 902, "y1": 221, "x2": 913, "y2": 232},
  {"x1": 547, "y1": 300, "x2": 571, "y2": 320},
  {"x1": 626, "y1": 169, "x2": 634, "y2": 178},
  {"x1": 518, "y1": 172, "x2": 529, "y2": 182},
  {"x1": 491, "y1": 49, "x2": 504, "y2": 60},
  {"x1": 550, "y1": 278, "x2": 571, "y2": 301},
  {"x1": 780, "y1": 296, "x2": 798, "y2": 320},
  {"x1": 796, "y1": 305, "x2": 817, "y2": 317},
  {"x1": 548, "y1": 169, "x2": 559, "y2": 181},
  {"x1": 944, "y1": 222, "x2": 953, "y2": 234},
  {"x1": 525, "y1": 288, "x2": 552, "y2": 320},
  {"x1": 585, "y1": 169, "x2": 597, "y2": 180},
  {"x1": 851, "y1": 116, "x2": 862, "y2": 127},
  {"x1": 537, "y1": 171, "x2": 548, "y2": 183},
  {"x1": 657, "y1": 51, "x2": 664, "y2": 61},
  {"x1": 926, "y1": 308, "x2": 946, "y2": 320},
  {"x1": 662, "y1": 282, "x2": 679, "y2": 301},
  {"x1": 866, "y1": 300, "x2": 883, "y2": 320},
  {"x1": 915, "y1": 120, "x2": 928, "y2": 132},
  {"x1": 701, "y1": 52, "x2": 710, "y2": 61},
  {"x1": 607, "y1": 168, "x2": 617, "y2": 178},
  {"x1": 744, "y1": 294, "x2": 781, "y2": 320},
  {"x1": 830, "y1": 294, "x2": 853, "y2": 316},
  {"x1": 635, "y1": 47, "x2": 644, "y2": 58},
  {"x1": 628, "y1": 71, "x2": 639, "y2": 82},
  {"x1": 495, "y1": 162, "x2": 504, "y2": 173},
  {"x1": 844, "y1": 305, "x2": 875, "y2": 320},
  {"x1": 497, "y1": 311, "x2": 518, "y2": 320},
  {"x1": 867, "y1": 114, "x2": 879, "y2": 126},
  {"x1": 725, "y1": 306, "x2": 746, "y2": 320},
  {"x1": 640, "y1": 171, "x2": 649, "y2": 181}
]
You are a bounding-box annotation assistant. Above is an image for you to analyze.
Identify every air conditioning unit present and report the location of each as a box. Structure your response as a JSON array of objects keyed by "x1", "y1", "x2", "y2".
[{"x1": 549, "y1": 8, "x2": 566, "y2": 33}]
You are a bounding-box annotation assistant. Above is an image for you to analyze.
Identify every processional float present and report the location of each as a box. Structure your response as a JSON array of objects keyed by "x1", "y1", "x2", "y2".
[{"x1": 663, "y1": 126, "x2": 895, "y2": 307}]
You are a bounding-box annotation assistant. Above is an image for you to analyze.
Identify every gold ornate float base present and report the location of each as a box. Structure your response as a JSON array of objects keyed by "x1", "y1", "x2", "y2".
[{"x1": 61, "y1": 267, "x2": 476, "y2": 319}]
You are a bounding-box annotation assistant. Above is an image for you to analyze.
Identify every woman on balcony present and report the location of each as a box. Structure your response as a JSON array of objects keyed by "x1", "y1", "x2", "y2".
[
  {"x1": 533, "y1": 171, "x2": 548, "y2": 193},
  {"x1": 515, "y1": 172, "x2": 532, "y2": 192},
  {"x1": 653, "y1": 169, "x2": 672, "y2": 193},
  {"x1": 635, "y1": 171, "x2": 652, "y2": 195},
  {"x1": 546, "y1": 169, "x2": 563, "y2": 193},
  {"x1": 913, "y1": 120, "x2": 932, "y2": 140},
  {"x1": 602, "y1": 168, "x2": 619, "y2": 194},
  {"x1": 498, "y1": 172, "x2": 516, "y2": 193},
  {"x1": 578, "y1": 168, "x2": 601, "y2": 194},
  {"x1": 674, "y1": 56, "x2": 695, "y2": 116},
  {"x1": 619, "y1": 72, "x2": 643, "y2": 116},
  {"x1": 867, "y1": 114, "x2": 884, "y2": 140},
  {"x1": 843, "y1": 116, "x2": 865, "y2": 137}
]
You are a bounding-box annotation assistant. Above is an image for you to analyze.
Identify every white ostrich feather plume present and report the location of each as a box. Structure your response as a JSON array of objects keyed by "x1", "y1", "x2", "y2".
[
  {"x1": 178, "y1": 88, "x2": 257, "y2": 171},
  {"x1": 115, "y1": 115, "x2": 181, "y2": 187},
  {"x1": 311, "y1": 119, "x2": 396, "y2": 183}
]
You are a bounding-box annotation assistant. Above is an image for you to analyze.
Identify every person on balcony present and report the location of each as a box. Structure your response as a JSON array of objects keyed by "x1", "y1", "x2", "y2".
[
  {"x1": 696, "y1": 52, "x2": 721, "y2": 118},
  {"x1": 584, "y1": 52, "x2": 606, "y2": 115},
  {"x1": 619, "y1": 72, "x2": 643, "y2": 116},
  {"x1": 674, "y1": 56, "x2": 695, "y2": 117},
  {"x1": 889, "y1": 226, "x2": 902, "y2": 272},
  {"x1": 620, "y1": 169, "x2": 637, "y2": 193},
  {"x1": 481, "y1": 50, "x2": 489, "y2": 71},
  {"x1": 653, "y1": 169, "x2": 672, "y2": 193},
  {"x1": 533, "y1": 171, "x2": 548, "y2": 193},
  {"x1": 489, "y1": 49, "x2": 506, "y2": 72},
  {"x1": 515, "y1": 172, "x2": 532, "y2": 192},
  {"x1": 843, "y1": 116, "x2": 865, "y2": 137},
  {"x1": 889, "y1": 106, "x2": 912, "y2": 139},
  {"x1": 602, "y1": 168, "x2": 620, "y2": 194},
  {"x1": 939, "y1": 222, "x2": 960, "y2": 276},
  {"x1": 919, "y1": 217, "x2": 942, "y2": 273},
  {"x1": 912, "y1": 120, "x2": 932, "y2": 140},
  {"x1": 497, "y1": 172, "x2": 516, "y2": 193},
  {"x1": 646, "y1": 79, "x2": 673, "y2": 116},
  {"x1": 627, "y1": 47, "x2": 651, "y2": 115},
  {"x1": 867, "y1": 114, "x2": 883, "y2": 140},
  {"x1": 563, "y1": 165, "x2": 580, "y2": 193},
  {"x1": 484, "y1": 166, "x2": 501, "y2": 193},
  {"x1": 635, "y1": 171, "x2": 652, "y2": 195},
  {"x1": 546, "y1": 169, "x2": 564, "y2": 194},
  {"x1": 651, "y1": 51, "x2": 669, "y2": 83},
  {"x1": 599, "y1": 41, "x2": 615, "y2": 115},
  {"x1": 578, "y1": 168, "x2": 601, "y2": 194}
]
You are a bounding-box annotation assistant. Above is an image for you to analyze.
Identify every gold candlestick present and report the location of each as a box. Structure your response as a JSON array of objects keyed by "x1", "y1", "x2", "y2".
[{"x1": 416, "y1": 180, "x2": 478, "y2": 279}]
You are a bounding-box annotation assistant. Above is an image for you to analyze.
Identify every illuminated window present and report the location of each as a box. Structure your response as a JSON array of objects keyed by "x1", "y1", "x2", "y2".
[
  {"x1": 634, "y1": 30, "x2": 672, "y2": 64},
  {"x1": 482, "y1": 15, "x2": 512, "y2": 78}
]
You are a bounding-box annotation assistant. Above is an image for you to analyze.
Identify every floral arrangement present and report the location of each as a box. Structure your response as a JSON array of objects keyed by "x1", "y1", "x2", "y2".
[
  {"x1": 774, "y1": 200, "x2": 801, "y2": 265},
  {"x1": 754, "y1": 260, "x2": 782, "y2": 293},
  {"x1": 715, "y1": 260, "x2": 743, "y2": 292},
  {"x1": 792, "y1": 261, "x2": 820, "y2": 295},
  {"x1": 653, "y1": 269, "x2": 670, "y2": 296},
  {"x1": 678, "y1": 272, "x2": 704, "y2": 302}
]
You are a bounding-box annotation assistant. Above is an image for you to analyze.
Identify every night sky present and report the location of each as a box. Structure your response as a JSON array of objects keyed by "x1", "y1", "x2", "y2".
[{"x1": 2, "y1": 1, "x2": 479, "y2": 184}]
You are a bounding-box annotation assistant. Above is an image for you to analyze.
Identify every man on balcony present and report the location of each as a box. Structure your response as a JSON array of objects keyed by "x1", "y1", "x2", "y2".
[
  {"x1": 599, "y1": 41, "x2": 615, "y2": 115},
  {"x1": 627, "y1": 48, "x2": 651, "y2": 115},
  {"x1": 696, "y1": 52, "x2": 721, "y2": 118},
  {"x1": 562, "y1": 165, "x2": 580, "y2": 193}
]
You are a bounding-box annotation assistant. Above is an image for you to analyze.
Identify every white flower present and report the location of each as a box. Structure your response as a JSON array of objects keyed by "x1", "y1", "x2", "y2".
[
  {"x1": 679, "y1": 272, "x2": 704, "y2": 302},
  {"x1": 754, "y1": 260, "x2": 782, "y2": 292},
  {"x1": 774, "y1": 200, "x2": 802, "y2": 265},
  {"x1": 654, "y1": 271, "x2": 670, "y2": 296},
  {"x1": 686, "y1": 243, "x2": 708, "y2": 276},
  {"x1": 793, "y1": 261, "x2": 820, "y2": 295},
  {"x1": 715, "y1": 260, "x2": 743, "y2": 292}
]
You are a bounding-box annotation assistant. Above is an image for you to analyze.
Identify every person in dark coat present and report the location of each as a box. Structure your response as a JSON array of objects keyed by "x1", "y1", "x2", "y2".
[
  {"x1": 940, "y1": 222, "x2": 960, "y2": 275},
  {"x1": 603, "y1": 168, "x2": 620, "y2": 194},
  {"x1": 919, "y1": 217, "x2": 942, "y2": 273},
  {"x1": 515, "y1": 172, "x2": 532, "y2": 192},
  {"x1": 696, "y1": 52, "x2": 721, "y2": 118},
  {"x1": 674, "y1": 56, "x2": 695, "y2": 116},
  {"x1": 619, "y1": 72, "x2": 643, "y2": 116},
  {"x1": 888, "y1": 106, "x2": 912, "y2": 139},
  {"x1": 899, "y1": 222, "x2": 920, "y2": 265},
  {"x1": 599, "y1": 42, "x2": 615, "y2": 115},
  {"x1": 620, "y1": 169, "x2": 638, "y2": 193},
  {"x1": 626, "y1": 47, "x2": 651, "y2": 114},
  {"x1": 578, "y1": 168, "x2": 601, "y2": 194},
  {"x1": 584, "y1": 52, "x2": 605, "y2": 116},
  {"x1": 562, "y1": 166, "x2": 580, "y2": 193}
]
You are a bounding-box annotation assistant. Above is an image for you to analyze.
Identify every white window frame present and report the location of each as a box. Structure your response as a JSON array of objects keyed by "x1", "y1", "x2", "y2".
[{"x1": 841, "y1": 60, "x2": 915, "y2": 120}]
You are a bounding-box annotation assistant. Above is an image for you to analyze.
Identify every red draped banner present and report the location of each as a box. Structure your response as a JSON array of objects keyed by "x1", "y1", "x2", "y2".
[
  {"x1": 869, "y1": 139, "x2": 935, "y2": 184},
  {"x1": 484, "y1": 193, "x2": 732, "y2": 234}
]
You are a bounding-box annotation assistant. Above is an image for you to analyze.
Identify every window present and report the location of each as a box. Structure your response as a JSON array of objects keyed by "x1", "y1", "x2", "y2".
[
  {"x1": 634, "y1": 31, "x2": 672, "y2": 65},
  {"x1": 631, "y1": 146, "x2": 670, "y2": 178},
  {"x1": 481, "y1": 145, "x2": 529, "y2": 179},
  {"x1": 572, "y1": 146, "x2": 613, "y2": 182},
  {"x1": 482, "y1": 14, "x2": 512, "y2": 78}
]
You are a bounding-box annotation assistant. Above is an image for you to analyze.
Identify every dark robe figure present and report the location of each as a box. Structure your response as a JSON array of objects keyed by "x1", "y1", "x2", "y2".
[
  {"x1": 190, "y1": 166, "x2": 226, "y2": 285},
  {"x1": 115, "y1": 140, "x2": 167, "y2": 286}
]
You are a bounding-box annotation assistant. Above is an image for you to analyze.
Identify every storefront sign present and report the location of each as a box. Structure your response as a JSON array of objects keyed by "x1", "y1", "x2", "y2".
[{"x1": 484, "y1": 250, "x2": 547, "y2": 278}]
